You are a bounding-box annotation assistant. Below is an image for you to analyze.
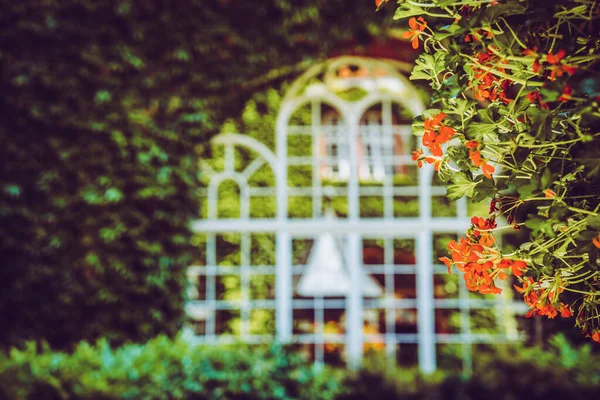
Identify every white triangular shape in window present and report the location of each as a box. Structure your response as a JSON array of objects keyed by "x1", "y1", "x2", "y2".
[{"x1": 296, "y1": 213, "x2": 383, "y2": 297}]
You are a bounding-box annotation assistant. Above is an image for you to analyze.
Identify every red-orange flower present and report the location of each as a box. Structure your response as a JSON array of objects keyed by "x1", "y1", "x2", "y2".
[
  {"x1": 515, "y1": 277, "x2": 571, "y2": 320},
  {"x1": 511, "y1": 260, "x2": 527, "y2": 277},
  {"x1": 593, "y1": 235, "x2": 600, "y2": 249},
  {"x1": 558, "y1": 85, "x2": 572, "y2": 101},
  {"x1": 412, "y1": 149, "x2": 424, "y2": 168},
  {"x1": 444, "y1": 229, "x2": 512, "y2": 295},
  {"x1": 547, "y1": 50, "x2": 566, "y2": 64},
  {"x1": 527, "y1": 91, "x2": 540, "y2": 102},
  {"x1": 439, "y1": 256, "x2": 453, "y2": 274},
  {"x1": 422, "y1": 131, "x2": 443, "y2": 157},
  {"x1": 481, "y1": 162, "x2": 494, "y2": 179},
  {"x1": 424, "y1": 112, "x2": 446, "y2": 131},
  {"x1": 592, "y1": 331, "x2": 600, "y2": 343},
  {"x1": 471, "y1": 216, "x2": 497, "y2": 231},
  {"x1": 422, "y1": 113, "x2": 454, "y2": 157},
  {"x1": 402, "y1": 17, "x2": 427, "y2": 49},
  {"x1": 424, "y1": 155, "x2": 443, "y2": 171},
  {"x1": 464, "y1": 30, "x2": 492, "y2": 43},
  {"x1": 546, "y1": 50, "x2": 577, "y2": 81},
  {"x1": 438, "y1": 126, "x2": 455, "y2": 142},
  {"x1": 526, "y1": 90, "x2": 549, "y2": 109},
  {"x1": 543, "y1": 189, "x2": 556, "y2": 198},
  {"x1": 560, "y1": 306, "x2": 572, "y2": 318},
  {"x1": 469, "y1": 149, "x2": 482, "y2": 167},
  {"x1": 470, "y1": 49, "x2": 514, "y2": 104},
  {"x1": 522, "y1": 48, "x2": 542, "y2": 73}
]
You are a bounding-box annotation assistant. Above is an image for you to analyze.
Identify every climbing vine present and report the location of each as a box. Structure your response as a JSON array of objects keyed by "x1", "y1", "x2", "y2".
[{"x1": 387, "y1": 0, "x2": 600, "y2": 341}]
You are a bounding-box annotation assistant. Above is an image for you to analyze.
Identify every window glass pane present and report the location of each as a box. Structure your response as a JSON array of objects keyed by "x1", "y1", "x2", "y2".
[
  {"x1": 396, "y1": 344, "x2": 419, "y2": 367},
  {"x1": 435, "y1": 308, "x2": 461, "y2": 334},
  {"x1": 249, "y1": 309, "x2": 275, "y2": 335}
]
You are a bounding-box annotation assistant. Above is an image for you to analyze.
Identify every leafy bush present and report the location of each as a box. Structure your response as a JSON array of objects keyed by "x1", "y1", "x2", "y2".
[
  {"x1": 464, "y1": 334, "x2": 600, "y2": 400},
  {"x1": 0, "y1": 336, "x2": 344, "y2": 400},
  {"x1": 1, "y1": 334, "x2": 598, "y2": 400},
  {"x1": 389, "y1": 0, "x2": 600, "y2": 340},
  {"x1": 340, "y1": 334, "x2": 600, "y2": 400}
]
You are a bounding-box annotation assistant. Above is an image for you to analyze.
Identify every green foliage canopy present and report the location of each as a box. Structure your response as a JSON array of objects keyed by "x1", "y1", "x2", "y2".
[
  {"x1": 392, "y1": 0, "x2": 600, "y2": 340},
  {"x1": 0, "y1": 0, "x2": 394, "y2": 348}
]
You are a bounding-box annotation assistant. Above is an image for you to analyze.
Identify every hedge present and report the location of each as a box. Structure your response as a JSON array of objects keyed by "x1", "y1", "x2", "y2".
[{"x1": 1, "y1": 334, "x2": 598, "y2": 400}]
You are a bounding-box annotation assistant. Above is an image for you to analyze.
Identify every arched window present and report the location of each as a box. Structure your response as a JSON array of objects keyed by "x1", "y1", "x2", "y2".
[
  {"x1": 190, "y1": 57, "x2": 520, "y2": 373},
  {"x1": 321, "y1": 108, "x2": 348, "y2": 180}
]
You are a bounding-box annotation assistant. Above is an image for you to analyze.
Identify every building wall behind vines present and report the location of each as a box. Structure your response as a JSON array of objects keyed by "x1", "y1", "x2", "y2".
[{"x1": 0, "y1": 0, "x2": 397, "y2": 349}]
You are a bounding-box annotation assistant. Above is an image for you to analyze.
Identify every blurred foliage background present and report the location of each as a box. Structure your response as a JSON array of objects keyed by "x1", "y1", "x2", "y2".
[
  {"x1": 0, "y1": 0, "x2": 399, "y2": 349},
  {"x1": 1, "y1": 334, "x2": 599, "y2": 399},
  {"x1": 2, "y1": 4, "x2": 597, "y2": 398}
]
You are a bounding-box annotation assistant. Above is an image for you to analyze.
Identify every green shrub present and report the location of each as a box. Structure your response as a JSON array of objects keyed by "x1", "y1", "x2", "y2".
[
  {"x1": 464, "y1": 335, "x2": 600, "y2": 400},
  {"x1": 0, "y1": 336, "x2": 345, "y2": 400},
  {"x1": 2, "y1": 334, "x2": 598, "y2": 400}
]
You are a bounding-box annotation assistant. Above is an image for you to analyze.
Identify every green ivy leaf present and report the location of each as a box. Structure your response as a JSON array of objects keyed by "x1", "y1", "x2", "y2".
[
  {"x1": 540, "y1": 167, "x2": 553, "y2": 189},
  {"x1": 587, "y1": 215, "x2": 600, "y2": 230},
  {"x1": 525, "y1": 215, "x2": 557, "y2": 238},
  {"x1": 393, "y1": 3, "x2": 426, "y2": 20},
  {"x1": 446, "y1": 172, "x2": 477, "y2": 200},
  {"x1": 3, "y1": 184, "x2": 21, "y2": 198},
  {"x1": 410, "y1": 53, "x2": 446, "y2": 88},
  {"x1": 433, "y1": 23, "x2": 464, "y2": 41},
  {"x1": 471, "y1": 175, "x2": 495, "y2": 203},
  {"x1": 465, "y1": 107, "x2": 500, "y2": 142},
  {"x1": 527, "y1": 107, "x2": 554, "y2": 140},
  {"x1": 105, "y1": 188, "x2": 123, "y2": 202},
  {"x1": 481, "y1": 2, "x2": 527, "y2": 21}
]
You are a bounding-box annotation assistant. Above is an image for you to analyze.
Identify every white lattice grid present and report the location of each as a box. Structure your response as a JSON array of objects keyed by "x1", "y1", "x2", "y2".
[{"x1": 189, "y1": 57, "x2": 524, "y2": 373}]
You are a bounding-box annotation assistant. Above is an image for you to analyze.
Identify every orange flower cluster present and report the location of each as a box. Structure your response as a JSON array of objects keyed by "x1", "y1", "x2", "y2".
[
  {"x1": 464, "y1": 29, "x2": 493, "y2": 43},
  {"x1": 402, "y1": 17, "x2": 427, "y2": 49},
  {"x1": 412, "y1": 112, "x2": 455, "y2": 172},
  {"x1": 522, "y1": 48, "x2": 577, "y2": 80},
  {"x1": 440, "y1": 216, "x2": 527, "y2": 295},
  {"x1": 524, "y1": 48, "x2": 577, "y2": 108},
  {"x1": 412, "y1": 149, "x2": 444, "y2": 171},
  {"x1": 514, "y1": 277, "x2": 572, "y2": 319},
  {"x1": 466, "y1": 141, "x2": 495, "y2": 179},
  {"x1": 422, "y1": 112, "x2": 455, "y2": 156},
  {"x1": 522, "y1": 47, "x2": 542, "y2": 73},
  {"x1": 470, "y1": 48, "x2": 513, "y2": 104},
  {"x1": 528, "y1": 84, "x2": 573, "y2": 108},
  {"x1": 546, "y1": 50, "x2": 577, "y2": 81}
]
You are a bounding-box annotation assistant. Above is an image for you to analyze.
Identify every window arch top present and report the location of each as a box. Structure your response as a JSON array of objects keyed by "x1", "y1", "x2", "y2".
[
  {"x1": 278, "y1": 56, "x2": 422, "y2": 131},
  {"x1": 200, "y1": 133, "x2": 278, "y2": 220}
]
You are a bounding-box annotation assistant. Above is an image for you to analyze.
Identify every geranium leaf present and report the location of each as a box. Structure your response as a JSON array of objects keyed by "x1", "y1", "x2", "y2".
[{"x1": 446, "y1": 172, "x2": 477, "y2": 200}]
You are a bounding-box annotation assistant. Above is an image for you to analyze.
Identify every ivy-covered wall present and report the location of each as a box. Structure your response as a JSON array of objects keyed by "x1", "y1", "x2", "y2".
[{"x1": 0, "y1": 0, "x2": 399, "y2": 349}]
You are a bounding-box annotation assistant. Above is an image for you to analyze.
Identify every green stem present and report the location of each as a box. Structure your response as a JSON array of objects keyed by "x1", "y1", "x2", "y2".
[
  {"x1": 407, "y1": 0, "x2": 498, "y2": 7},
  {"x1": 567, "y1": 272, "x2": 599, "y2": 284},
  {"x1": 567, "y1": 207, "x2": 598, "y2": 216},
  {"x1": 515, "y1": 137, "x2": 589, "y2": 148},
  {"x1": 498, "y1": 18, "x2": 528, "y2": 49},
  {"x1": 564, "y1": 287, "x2": 599, "y2": 295},
  {"x1": 464, "y1": 61, "x2": 544, "y2": 87}
]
